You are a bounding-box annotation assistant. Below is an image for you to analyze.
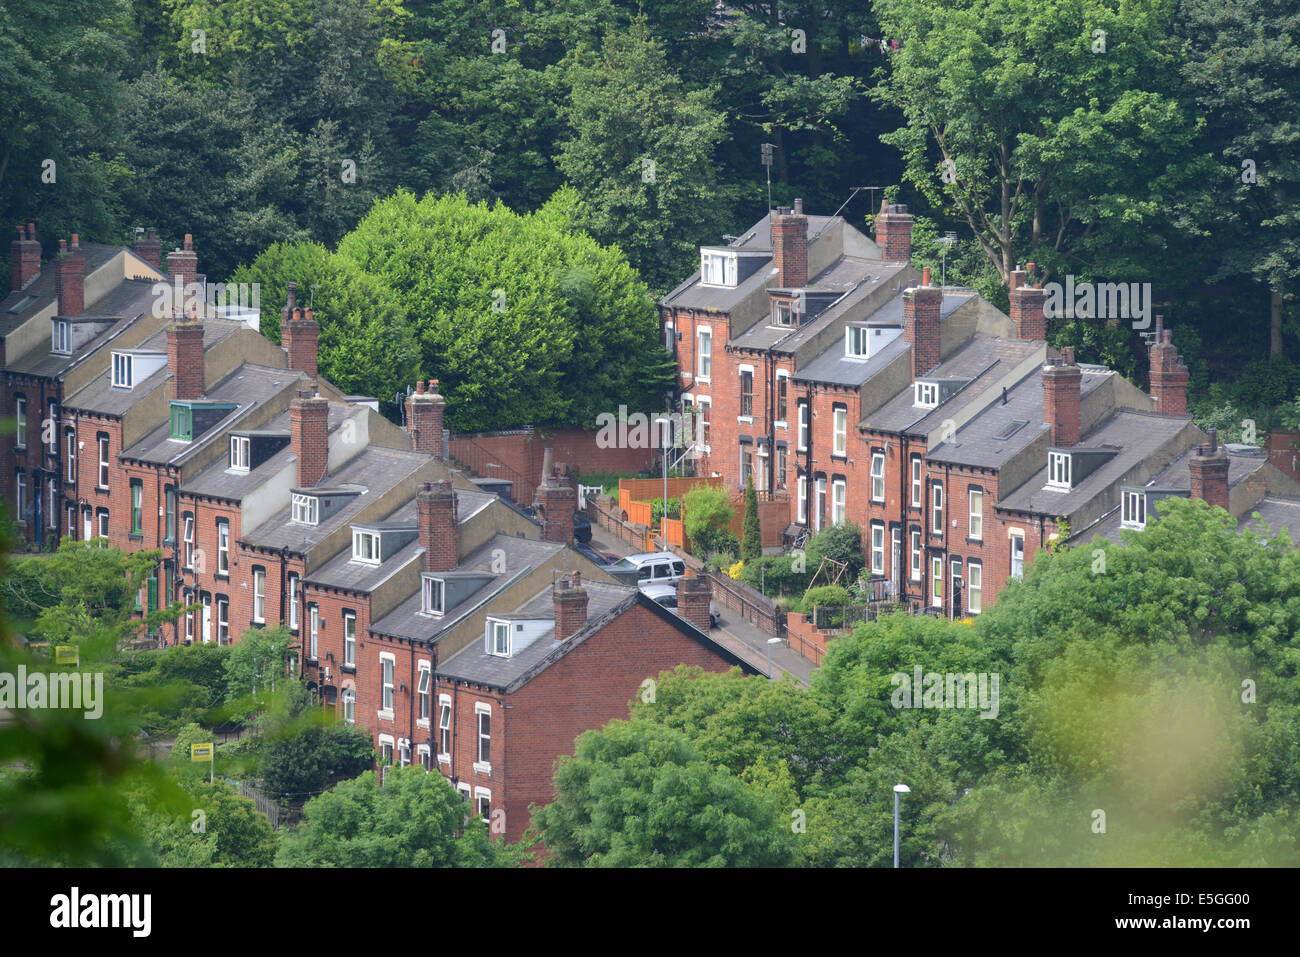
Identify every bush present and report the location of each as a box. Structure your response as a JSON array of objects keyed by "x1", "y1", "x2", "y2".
[
  {"x1": 740, "y1": 555, "x2": 811, "y2": 597},
  {"x1": 740, "y1": 477, "x2": 761, "y2": 563},
  {"x1": 805, "y1": 523, "x2": 865, "y2": 583},
  {"x1": 802, "y1": 585, "x2": 852, "y2": 608},
  {"x1": 683, "y1": 485, "x2": 734, "y2": 542}
]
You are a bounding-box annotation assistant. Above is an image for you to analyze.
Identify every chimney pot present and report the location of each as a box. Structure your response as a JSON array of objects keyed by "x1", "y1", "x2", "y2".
[
  {"x1": 166, "y1": 231, "x2": 199, "y2": 291},
  {"x1": 10, "y1": 220, "x2": 42, "y2": 292},
  {"x1": 922, "y1": 265, "x2": 932, "y2": 286},
  {"x1": 282, "y1": 287, "x2": 320, "y2": 378},
  {"x1": 554, "y1": 571, "x2": 590, "y2": 640}
]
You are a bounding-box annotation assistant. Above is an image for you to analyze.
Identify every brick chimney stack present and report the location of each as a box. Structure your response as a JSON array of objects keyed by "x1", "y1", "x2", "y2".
[
  {"x1": 11, "y1": 222, "x2": 41, "y2": 292},
  {"x1": 875, "y1": 201, "x2": 914, "y2": 263},
  {"x1": 1148, "y1": 315, "x2": 1189, "y2": 415},
  {"x1": 536, "y1": 463, "x2": 577, "y2": 544},
  {"x1": 290, "y1": 389, "x2": 329, "y2": 488},
  {"x1": 167, "y1": 309, "x2": 205, "y2": 401},
  {"x1": 1189, "y1": 428, "x2": 1230, "y2": 512},
  {"x1": 417, "y1": 480, "x2": 458, "y2": 573},
  {"x1": 771, "y1": 203, "x2": 808, "y2": 289},
  {"x1": 904, "y1": 265, "x2": 942, "y2": 380},
  {"x1": 406, "y1": 379, "x2": 446, "y2": 459},
  {"x1": 675, "y1": 574, "x2": 712, "y2": 633},
  {"x1": 166, "y1": 233, "x2": 198, "y2": 292},
  {"x1": 281, "y1": 283, "x2": 320, "y2": 378},
  {"x1": 553, "y1": 571, "x2": 589, "y2": 640},
  {"x1": 1043, "y1": 349, "x2": 1082, "y2": 448},
  {"x1": 133, "y1": 228, "x2": 162, "y2": 270},
  {"x1": 1010, "y1": 262, "x2": 1047, "y2": 341},
  {"x1": 56, "y1": 235, "x2": 85, "y2": 316}
]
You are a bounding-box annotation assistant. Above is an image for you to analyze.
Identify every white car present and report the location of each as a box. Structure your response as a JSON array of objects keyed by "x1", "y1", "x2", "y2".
[
  {"x1": 639, "y1": 581, "x2": 720, "y2": 629},
  {"x1": 605, "y1": 552, "x2": 687, "y2": 586}
]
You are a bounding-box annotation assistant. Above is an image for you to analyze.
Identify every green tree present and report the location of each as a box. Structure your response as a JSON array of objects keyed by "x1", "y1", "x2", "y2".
[
  {"x1": 740, "y1": 476, "x2": 762, "y2": 563},
  {"x1": 223, "y1": 624, "x2": 295, "y2": 711},
  {"x1": 531, "y1": 719, "x2": 798, "y2": 867},
  {"x1": 275, "y1": 766, "x2": 503, "y2": 867},
  {"x1": 556, "y1": 19, "x2": 733, "y2": 292},
  {"x1": 682, "y1": 484, "x2": 736, "y2": 557},
  {"x1": 804, "y1": 521, "x2": 865, "y2": 584}
]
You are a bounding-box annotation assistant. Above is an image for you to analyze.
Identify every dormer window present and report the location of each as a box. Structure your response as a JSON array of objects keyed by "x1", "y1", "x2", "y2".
[
  {"x1": 846, "y1": 326, "x2": 869, "y2": 358},
  {"x1": 352, "y1": 529, "x2": 381, "y2": 564},
  {"x1": 291, "y1": 493, "x2": 318, "y2": 525},
  {"x1": 914, "y1": 381, "x2": 939, "y2": 409},
  {"x1": 52, "y1": 320, "x2": 70, "y2": 355},
  {"x1": 170, "y1": 403, "x2": 193, "y2": 440},
  {"x1": 1121, "y1": 490, "x2": 1146, "y2": 529},
  {"x1": 113, "y1": 353, "x2": 134, "y2": 389},
  {"x1": 229, "y1": 436, "x2": 250, "y2": 471},
  {"x1": 700, "y1": 251, "x2": 737, "y2": 287},
  {"x1": 773, "y1": 301, "x2": 795, "y2": 326},
  {"x1": 488, "y1": 619, "x2": 511, "y2": 658},
  {"x1": 422, "y1": 576, "x2": 445, "y2": 615},
  {"x1": 1047, "y1": 451, "x2": 1072, "y2": 490}
]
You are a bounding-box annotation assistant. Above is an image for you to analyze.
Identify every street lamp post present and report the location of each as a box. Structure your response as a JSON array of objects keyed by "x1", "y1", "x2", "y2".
[
  {"x1": 766, "y1": 637, "x2": 782, "y2": 681},
  {"x1": 893, "y1": 783, "x2": 910, "y2": 867}
]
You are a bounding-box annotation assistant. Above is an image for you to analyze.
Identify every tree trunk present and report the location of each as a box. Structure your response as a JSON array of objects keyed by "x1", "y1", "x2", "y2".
[{"x1": 1271, "y1": 287, "x2": 1285, "y2": 359}]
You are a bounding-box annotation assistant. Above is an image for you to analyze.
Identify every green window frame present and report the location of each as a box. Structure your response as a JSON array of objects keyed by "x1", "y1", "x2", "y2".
[
  {"x1": 170, "y1": 404, "x2": 193, "y2": 441},
  {"x1": 164, "y1": 486, "x2": 175, "y2": 542},
  {"x1": 130, "y1": 480, "x2": 143, "y2": 534}
]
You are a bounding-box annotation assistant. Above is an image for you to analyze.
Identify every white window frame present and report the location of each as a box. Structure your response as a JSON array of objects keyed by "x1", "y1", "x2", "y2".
[
  {"x1": 52, "y1": 319, "x2": 70, "y2": 355},
  {"x1": 15, "y1": 397, "x2": 26, "y2": 448},
  {"x1": 833, "y1": 407, "x2": 847, "y2": 456},
  {"x1": 475, "y1": 704, "x2": 492, "y2": 772},
  {"x1": 969, "y1": 489, "x2": 983, "y2": 540},
  {"x1": 15, "y1": 470, "x2": 25, "y2": 520},
  {"x1": 488, "y1": 619, "x2": 510, "y2": 658},
  {"x1": 871, "y1": 452, "x2": 886, "y2": 502},
  {"x1": 738, "y1": 367, "x2": 754, "y2": 420},
  {"x1": 871, "y1": 523, "x2": 885, "y2": 575},
  {"x1": 700, "y1": 251, "x2": 736, "y2": 287},
  {"x1": 775, "y1": 370, "x2": 789, "y2": 426},
  {"x1": 352, "y1": 529, "x2": 381, "y2": 565},
  {"x1": 46, "y1": 400, "x2": 57, "y2": 453},
  {"x1": 217, "y1": 520, "x2": 229, "y2": 574},
  {"x1": 184, "y1": 594, "x2": 195, "y2": 643},
  {"x1": 797, "y1": 473, "x2": 807, "y2": 524},
  {"x1": 968, "y1": 562, "x2": 983, "y2": 615},
  {"x1": 66, "y1": 429, "x2": 76, "y2": 482},
  {"x1": 342, "y1": 688, "x2": 355, "y2": 725},
  {"x1": 932, "y1": 481, "x2": 944, "y2": 534},
  {"x1": 287, "y1": 573, "x2": 299, "y2": 629},
  {"x1": 422, "y1": 576, "x2": 444, "y2": 615},
  {"x1": 438, "y1": 695, "x2": 452, "y2": 762},
  {"x1": 97, "y1": 508, "x2": 109, "y2": 540},
  {"x1": 1122, "y1": 490, "x2": 1146, "y2": 530},
  {"x1": 291, "y1": 493, "x2": 318, "y2": 526},
  {"x1": 911, "y1": 456, "x2": 922, "y2": 507},
  {"x1": 47, "y1": 478, "x2": 57, "y2": 529},
  {"x1": 910, "y1": 530, "x2": 922, "y2": 581},
  {"x1": 416, "y1": 661, "x2": 431, "y2": 726},
  {"x1": 832, "y1": 478, "x2": 846, "y2": 525},
  {"x1": 343, "y1": 611, "x2": 356, "y2": 666},
  {"x1": 309, "y1": 603, "x2": 319, "y2": 658},
  {"x1": 1010, "y1": 533, "x2": 1025, "y2": 580},
  {"x1": 931, "y1": 556, "x2": 944, "y2": 608},
  {"x1": 183, "y1": 514, "x2": 195, "y2": 568},
  {"x1": 112, "y1": 352, "x2": 133, "y2": 389},
  {"x1": 846, "y1": 325, "x2": 869, "y2": 358},
  {"x1": 253, "y1": 568, "x2": 266, "y2": 623},
  {"x1": 475, "y1": 787, "x2": 492, "y2": 825},
  {"x1": 66, "y1": 503, "x2": 76, "y2": 537},
  {"x1": 98, "y1": 435, "x2": 109, "y2": 488},
  {"x1": 378, "y1": 734, "x2": 394, "y2": 768},
  {"x1": 914, "y1": 381, "x2": 939, "y2": 409},
  {"x1": 797, "y1": 400, "x2": 809, "y2": 452},
  {"x1": 814, "y1": 476, "x2": 826, "y2": 532},
  {"x1": 379, "y1": 653, "x2": 395, "y2": 718},
  {"x1": 229, "y1": 435, "x2": 250, "y2": 471},
  {"x1": 1047, "y1": 451, "x2": 1071, "y2": 490},
  {"x1": 217, "y1": 598, "x2": 229, "y2": 644},
  {"x1": 696, "y1": 328, "x2": 712, "y2": 381},
  {"x1": 417, "y1": 743, "x2": 431, "y2": 771}
]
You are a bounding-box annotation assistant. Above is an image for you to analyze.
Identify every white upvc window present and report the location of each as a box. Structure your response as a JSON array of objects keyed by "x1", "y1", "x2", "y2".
[
  {"x1": 291, "y1": 493, "x2": 318, "y2": 525},
  {"x1": 797, "y1": 401, "x2": 809, "y2": 451},
  {"x1": 832, "y1": 478, "x2": 846, "y2": 525},
  {"x1": 47, "y1": 478, "x2": 57, "y2": 529},
  {"x1": 416, "y1": 662, "x2": 431, "y2": 725},
  {"x1": 309, "y1": 604, "x2": 319, "y2": 658},
  {"x1": 1010, "y1": 533, "x2": 1025, "y2": 580},
  {"x1": 183, "y1": 515, "x2": 195, "y2": 568},
  {"x1": 871, "y1": 523, "x2": 885, "y2": 575},
  {"x1": 475, "y1": 704, "x2": 492, "y2": 770},
  {"x1": 343, "y1": 612, "x2": 356, "y2": 666},
  {"x1": 700, "y1": 251, "x2": 736, "y2": 286},
  {"x1": 112, "y1": 352, "x2": 133, "y2": 389},
  {"x1": 352, "y1": 529, "x2": 381, "y2": 564},
  {"x1": 1047, "y1": 451, "x2": 1071, "y2": 490},
  {"x1": 217, "y1": 598, "x2": 229, "y2": 644},
  {"x1": 380, "y1": 653, "x2": 395, "y2": 716},
  {"x1": 46, "y1": 400, "x2": 57, "y2": 453},
  {"x1": 488, "y1": 619, "x2": 510, "y2": 657},
  {"x1": 846, "y1": 326, "x2": 869, "y2": 358},
  {"x1": 910, "y1": 530, "x2": 922, "y2": 580},
  {"x1": 253, "y1": 568, "x2": 265, "y2": 622},
  {"x1": 1122, "y1": 490, "x2": 1146, "y2": 529},
  {"x1": 475, "y1": 788, "x2": 492, "y2": 824},
  {"x1": 399, "y1": 742, "x2": 411, "y2": 767},
  {"x1": 378, "y1": 735, "x2": 394, "y2": 769},
  {"x1": 797, "y1": 473, "x2": 807, "y2": 524},
  {"x1": 968, "y1": 562, "x2": 983, "y2": 615},
  {"x1": 423, "y1": 576, "x2": 445, "y2": 615},
  {"x1": 833, "y1": 407, "x2": 847, "y2": 456},
  {"x1": 438, "y1": 696, "x2": 452, "y2": 760},
  {"x1": 969, "y1": 489, "x2": 983, "y2": 540},
  {"x1": 814, "y1": 476, "x2": 826, "y2": 532},
  {"x1": 341, "y1": 688, "x2": 355, "y2": 725},
  {"x1": 932, "y1": 481, "x2": 944, "y2": 534},
  {"x1": 15, "y1": 471, "x2": 25, "y2": 520},
  {"x1": 52, "y1": 319, "x2": 70, "y2": 354},
  {"x1": 911, "y1": 456, "x2": 922, "y2": 507},
  {"x1": 914, "y1": 381, "x2": 939, "y2": 409},
  {"x1": 217, "y1": 520, "x2": 229, "y2": 574},
  {"x1": 14, "y1": 397, "x2": 25, "y2": 447},
  {"x1": 97, "y1": 508, "x2": 109, "y2": 540},
  {"x1": 184, "y1": 593, "x2": 194, "y2": 642},
  {"x1": 230, "y1": 435, "x2": 250, "y2": 471},
  {"x1": 66, "y1": 429, "x2": 76, "y2": 482},
  {"x1": 871, "y1": 452, "x2": 886, "y2": 502},
  {"x1": 932, "y1": 556, "x2": 944, "y2": 607},
  {"x1": 417, "y1": 744, "x2": 431, "y2": 770},
  {"x1": 288, "y1": 573, "x2": 299, "y2": 629},
  {"x1": 98, "y1": 435, "x2": 110, "y2": 488},
  {"x1": 696, "y1": 328, "x2": 711, "y2": 381},
  {"x1": 66, "y1": 504, "x2": 76, "y2": 537}
]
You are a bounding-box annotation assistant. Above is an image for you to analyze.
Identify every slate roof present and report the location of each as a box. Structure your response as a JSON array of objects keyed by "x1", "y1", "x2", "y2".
[
  {"x1": 121, "y1": 363, "x2": 307, "y2": 465},
  {"x1": 998, "y1": 409, "x2": 1192, "y2": 516},
  {"x1": 861, "y1": 334, "x2": 1042, "y2": 434},
  {"x1": 368, "y1": 535, "x2": 568, "y2": 641},
  {"x1": 1244, "y1": 495, "x2": 1300, "y2": 541},
  {"x1": 927, "y1": 366, "x2": 1112, "y2": 469},
  {"x1": 0, "y1": 242, "x2": 134, "y2": 338},
  {"x1": 6, "y1": 278, "x2": 163, "y2": 377},
  {"x1": 63, "y1": 318, "x2": 247, "y2": 416}
]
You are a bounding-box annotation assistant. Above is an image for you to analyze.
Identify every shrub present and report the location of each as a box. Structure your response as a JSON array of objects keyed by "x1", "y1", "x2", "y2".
[
  {"x1": 802, "y1": 585, "x2": 852, "y2": 609},
  {"x1": 740, "y1": 477, "x2": 761, "y2": 563},
  {"x1": 805, "y1": 523, "x2": 865, "y2": 583}
]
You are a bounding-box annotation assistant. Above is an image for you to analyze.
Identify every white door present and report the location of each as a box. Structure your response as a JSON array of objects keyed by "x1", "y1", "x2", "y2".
[
  {"x1": 891, "y1": 528, "x2": 901, "y2": 596},
  {"x1": 202, "y1": 596, "x2": 212, "y2": 644},
  {"x1": 82, "y1": 508, "x2": 92, "y2": 541},
  {"x1": 814, "y1": 478, "x2": 826, "y2": 532}
]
